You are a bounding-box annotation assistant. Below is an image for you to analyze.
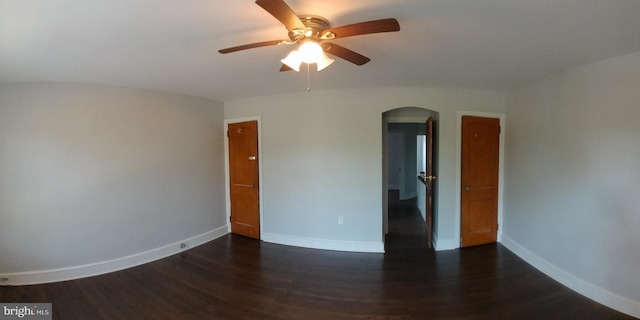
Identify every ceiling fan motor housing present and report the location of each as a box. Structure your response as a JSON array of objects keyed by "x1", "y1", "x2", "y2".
[{"x1": 288, "y1": 15, "x2": 333, "y2": 41}]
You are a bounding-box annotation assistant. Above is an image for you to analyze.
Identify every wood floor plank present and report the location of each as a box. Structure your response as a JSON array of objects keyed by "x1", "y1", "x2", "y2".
[{"x1": 0, "y1": 193, "x2": 633, "y2": 319}]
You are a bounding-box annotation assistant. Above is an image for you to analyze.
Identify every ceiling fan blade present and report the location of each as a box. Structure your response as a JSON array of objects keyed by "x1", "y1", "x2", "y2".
[
  {"x1": 279, "y1": 64, "x2": 293, "y2": 72},
  {"x1": 218, "y1": 40, "x2": 288, "y2": 54},
  {"x1": 321, "y1": 43, "x2": 371, "y2": 66},
  {"x1": 255, "y1": 0, "x2": 306, "y2": 31},
  {"x1": 321, "y1": 18, "x2": 400, "y2": 39}
]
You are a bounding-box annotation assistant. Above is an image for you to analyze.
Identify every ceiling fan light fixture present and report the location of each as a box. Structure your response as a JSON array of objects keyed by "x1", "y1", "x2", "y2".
[
  {"x1": 281, "y1": 50, "x2": 302, "y2": 72},
  {"x1": 298, "y1": 40, "x2": 324, "y2": 64},
  {"x1": 316, "y1": 52, "x2": 335, "y2": 71},
  {"x1": 282, "y1": 40, "x2": 333, "y2": 72}
]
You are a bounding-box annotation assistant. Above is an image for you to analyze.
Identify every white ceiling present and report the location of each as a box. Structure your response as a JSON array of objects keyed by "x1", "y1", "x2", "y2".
[{"x1": 1, "y1": 0, "x2": 640, "y2": 101}]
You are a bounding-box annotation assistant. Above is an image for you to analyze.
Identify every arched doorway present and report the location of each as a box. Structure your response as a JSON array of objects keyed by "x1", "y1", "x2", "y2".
[{"x1": 382, "y1": 107, "x2": 439, "y2": 250}]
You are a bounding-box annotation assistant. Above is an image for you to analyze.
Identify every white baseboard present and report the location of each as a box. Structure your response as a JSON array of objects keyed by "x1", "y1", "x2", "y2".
[
  {"x1": 433, "y1": 236, "x2": 458, "y2": 251},
  {"x1": 500, "y1": 235, "x2": 640, "y2": 318},
  {"x1": 0, "y1": 226, "x2": 229, "y2": 286},
  {"x1": 262, "y1": 233, "x2": 385, "y2": 253}
]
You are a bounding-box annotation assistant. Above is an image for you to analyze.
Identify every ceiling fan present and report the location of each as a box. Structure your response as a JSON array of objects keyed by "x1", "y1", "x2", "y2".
[{"x1": 218, "y1": 0, "x2": 400, "y2": 72}]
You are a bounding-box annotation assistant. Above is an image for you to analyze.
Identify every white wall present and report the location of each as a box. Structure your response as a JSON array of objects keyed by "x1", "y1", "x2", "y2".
[
  {"x1": 503, "y1": 52, "x2": 640, "y2": 316},
  {"x1": 417, "y1": 180, "x2": 427, "y2": 222},
  {"x1": 417, "y1": 134, "x2": 427, "y2": 221},
  {"x1": 0, "y1": 83, "x2": 226, "y2": 282},
  {"x1": 417, "y1": 134, "x2": 426, "y2": 176},
  {"x1": 388, "y1": 123, "x2": 419, "y2": 200},
  {"x1": 401, "y1": 124, "x2": 418, "y2": 200},
  {"x1": 225, "y1": 87, "x2": 504, "y2": 251},
  {"x1": 386, "y1": 131, "x2": 402, "y2": 190}
]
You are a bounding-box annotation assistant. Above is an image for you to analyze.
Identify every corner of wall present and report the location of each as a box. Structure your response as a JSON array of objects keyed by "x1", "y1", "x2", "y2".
[{"x1": 500, "y1": 235, "x2": 640, "y2": 318}]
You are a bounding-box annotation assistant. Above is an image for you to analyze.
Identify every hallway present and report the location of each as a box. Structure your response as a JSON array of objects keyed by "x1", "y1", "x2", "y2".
[{"x1": 385, "y1": 190, "x2": 430, "y2": 252}]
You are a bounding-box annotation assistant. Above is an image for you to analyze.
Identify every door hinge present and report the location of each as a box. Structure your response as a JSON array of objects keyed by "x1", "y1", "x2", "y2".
[{"x1": 227, "y1": 130, "x2": 229, "y2": 137}]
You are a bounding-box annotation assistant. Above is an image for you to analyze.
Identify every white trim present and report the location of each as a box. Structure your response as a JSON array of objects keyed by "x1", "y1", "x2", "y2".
[
  {"x1": 382, "y1": 111, "x2": 434, "y2": 239},
  {"x1": 224, "y1": 116, "x2": 264, "y2": 239},
  {"x1": 500, "y1": 235, "x2": 640, "y2": 318},
  {"x1": 433, "y1": 235, "x2": 458, "y2": 251},
  {"x1": 262, "y1": 233, "x2": 385, "y2": 253},
  {"x1": 382, "y1": 117, "x2": 389, "y2": 237},
  {"x1": 0, "y1": 227, "x2": 229, "y2": 286},
  {"x1": 384, "y1": 115, "x2": 433, "y2": 123},
  {"x1": 455, "y1": 111, "x2": 506, "y2": 248}
]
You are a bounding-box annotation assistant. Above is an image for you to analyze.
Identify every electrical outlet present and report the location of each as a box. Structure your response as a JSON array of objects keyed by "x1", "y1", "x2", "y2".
[{"x1": 338, "y1": 216, "x2": 344, "y2": 225}]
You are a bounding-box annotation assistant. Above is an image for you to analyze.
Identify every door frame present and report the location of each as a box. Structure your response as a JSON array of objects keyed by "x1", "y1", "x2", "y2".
[
  {"x1": 455, "y1": 111, "x2": 505, "y2": 248},
  {"x1": 382, "y1": 108, "x2": 435, "y2": 239},
  {"x1": 224, "y1": 116, "x2": 264, "y2": 238}
]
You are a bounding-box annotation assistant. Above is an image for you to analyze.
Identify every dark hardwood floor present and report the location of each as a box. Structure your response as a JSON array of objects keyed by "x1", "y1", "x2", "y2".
[{"x1": 1, "y1": 192, "x2": 633, "y2": 319}]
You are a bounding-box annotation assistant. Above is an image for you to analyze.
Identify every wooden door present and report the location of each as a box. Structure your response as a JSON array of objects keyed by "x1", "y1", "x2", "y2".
[
  {"x1": 461, "y1": 116, "x2": 500, "y2": 247},
  {"x1": 228, "y1": 121, "x2": 260, "y2": 239},
  {"x1": 425, "y1": 117, "x2": 435, "y2": 249}
]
